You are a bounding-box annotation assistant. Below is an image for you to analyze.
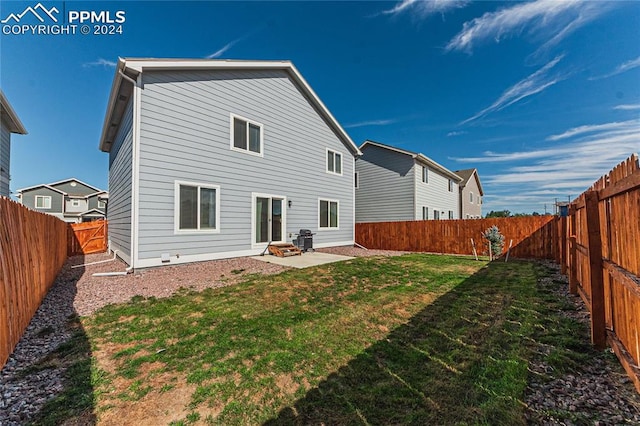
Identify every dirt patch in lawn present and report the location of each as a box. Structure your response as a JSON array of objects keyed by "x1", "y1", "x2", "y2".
[{"x1": 98, "y1": 373, "x2": 196, "y2": 426}]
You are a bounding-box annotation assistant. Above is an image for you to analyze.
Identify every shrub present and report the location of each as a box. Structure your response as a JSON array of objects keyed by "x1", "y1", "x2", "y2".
[{"x1": 482, "y1": 225, "x2": 505, "y2": 258}]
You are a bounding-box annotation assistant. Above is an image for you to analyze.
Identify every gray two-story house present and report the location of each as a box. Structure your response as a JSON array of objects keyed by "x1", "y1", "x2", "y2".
[
  {"x1": 99, "y1": 58, "x2": 361, "y2": 269},
  {"x1": 455, "y1": 168, "x2": 484, "y2": 219},
  {"x1": 17, "y1": 178, "x2": 107, "y2": 223},
  {"x1": 1, "y1": 91, "x2": 28, "y2": 197},
  {"x1": 355, "y1": 140, "x2": 462, "y2": 222}
]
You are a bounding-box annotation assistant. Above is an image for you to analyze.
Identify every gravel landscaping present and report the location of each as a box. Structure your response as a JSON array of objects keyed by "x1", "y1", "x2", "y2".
[{"x1": 1, "y1": 248, "x2": 639, "y2": 425}]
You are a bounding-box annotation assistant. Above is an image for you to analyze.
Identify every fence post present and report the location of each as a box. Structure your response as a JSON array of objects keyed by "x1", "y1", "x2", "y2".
[
  {"x1": 585, "y1": 190, "x2": 606, "y2": 350},
  {"x1": 560, "y1": 216, "x2": 568, "y2": 274}
]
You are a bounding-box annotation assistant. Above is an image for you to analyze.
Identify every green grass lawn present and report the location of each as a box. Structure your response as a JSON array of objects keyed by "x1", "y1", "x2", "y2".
[{"x1": 32, "y1": 254, "x2": 591, "y2": 425}]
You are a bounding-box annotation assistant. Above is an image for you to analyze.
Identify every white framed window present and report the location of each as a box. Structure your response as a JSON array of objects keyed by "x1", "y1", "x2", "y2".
[
  {"x1": 478, "y1": 196, "x2": 482, "y2": 205},
  {"x1": 71, "y1": 199, "x2": 81, "y2": 207},
  {"x1": 422, "y1": 206, "x2": 428, "y2": 220},
  {"x1": 448, "y1": 210, "x2": 454, "y2": 219},
  {"x1": 98, "y1": 200, "x2": 106, "y2": 209},
  {"x1": 35, "y1": 195, "x2": 52, "y2": 209},
  {"x1": 326, "y1": 149, "x2": 342, "y2": 175},
  {"x1": 354, "y1": 172, "x2": 359, "y2": 189},
  {"x1": 434, "y1": 210, "x2": 440, "y2": 220},
  {"x1": 466, "y1": 214, "x2": 470, "y2": 219},
  {"x1": 318, "y1": 199, "x2": 339, "y2": 229},
  {"x1": 174, "y1": 181, "x2": 220, "y2": 233},
  {"x1": 470, "y1": 192, "x2": 474, "y2": 203},
  {"x1": 422, "y1": 166, "x2": 428, "y2": 183},
  {"x1": 230, "y1": 113, "x2": 263, "y2": 156},
  {"x1": 448, "y1": 180, "x2": 454, "y2": 192}
]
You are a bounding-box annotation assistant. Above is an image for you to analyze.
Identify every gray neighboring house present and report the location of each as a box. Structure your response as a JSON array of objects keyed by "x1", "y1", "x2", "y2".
[
  {"x1": 99, "y1": 58, "x2": 361, "y2": 269},
  {"x1": 455, "y1": 168, "x2": 484, "y2": 219},
  {"x1": 17, "y1": 178, "x2": 107, "y2": 223},
  {"x1": 355, "y1": 140, "x2": 462, "y2": 223},
  {"x1": 0, "y1": 90, "x2": 28, "y2": 197}
]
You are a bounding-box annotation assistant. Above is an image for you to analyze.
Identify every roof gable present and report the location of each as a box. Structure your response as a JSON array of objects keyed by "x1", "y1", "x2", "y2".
[
  {"x1": 99, "y1": 58, "x2": 362, "y2": 157},
  {"x1": 17, "y1": 178, "x2": 103, "y2": 195},
  {"x1": 454, "y1": 168, "x2": 484, "y2": 195},
  {"x1": 360, "y1": 140, "x2": 462, "y2": 182}
]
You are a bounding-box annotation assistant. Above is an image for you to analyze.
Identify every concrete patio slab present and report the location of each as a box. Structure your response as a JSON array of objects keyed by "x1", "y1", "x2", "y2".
[{"x1": 251, "y1": 251, "x2": 354, "y2": 269}]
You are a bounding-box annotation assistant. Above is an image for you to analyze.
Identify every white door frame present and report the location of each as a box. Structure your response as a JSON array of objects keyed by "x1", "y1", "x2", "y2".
[{"x1": 251, "y1": 192, "x2": 287, "y2": 249}]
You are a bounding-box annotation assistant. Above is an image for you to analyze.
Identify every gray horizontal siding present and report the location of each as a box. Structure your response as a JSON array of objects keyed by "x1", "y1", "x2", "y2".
[
  {"x1": 107, "y1": 98, "x2": 133, "y2": 260},
  {"x1": 87, "y1": 194, "x2": 105, "y2": 211},
  {"x1": 461, "y1": 176, "x2": 482, "y2": 218},
  {"x1": 53, "y1": 181, "x2": 99, "y2": 196},
  {"x1": 355, "y1": 145, "x2": 415, "y2": 222},
  {"x1": 0, "y1": 121, "x2": 10, "y2": 197},
  {"x1": 20, "y1": 187, "x2": 64, "y2": 213},
  {"x1": 136, "y1": 69, "x2": 354, "y2": 260},
  {"x1": 414, "y1": 164, "x2": 459, "y2": 220}
]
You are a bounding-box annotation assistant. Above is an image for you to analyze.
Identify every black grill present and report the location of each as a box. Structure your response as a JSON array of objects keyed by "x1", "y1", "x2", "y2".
[{"x1": 296, "y1": 229, "x2": 315, "y2": 252}]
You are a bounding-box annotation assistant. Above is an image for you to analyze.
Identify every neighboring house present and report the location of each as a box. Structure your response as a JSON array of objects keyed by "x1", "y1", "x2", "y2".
[
  {"x1": 455, "y1": 168, "x2": 484, "y2": 219},
  {"x1": 0, "y1": 90, "x2": 28, "y2": 197},
  {"x1": 355, "y1": 140, "x2": 462, "y2": 222},
  {"x1": 17, "y1": 178, "x2": 107, "y2": 223},
  {"x1": 99, "y1": 58, "x2": 361, "y2": 269}
]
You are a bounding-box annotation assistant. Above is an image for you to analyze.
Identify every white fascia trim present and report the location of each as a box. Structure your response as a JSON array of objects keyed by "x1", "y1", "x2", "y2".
[
  {"x1": 47, "y1": 178, "x2": 102, "y2": 193},
  {"x1": 361, "y1": 140, "x2": 462, "y2": 182},
  {"x1": 120, "y1": 58, "x2": 361, "y2": 157},
  {"x1": 0, "y1": 90, "x2": 27, "y2": 134},
  {"x1": 16, "y1": 183, "x2": 68, "y2": 195},
  {"x1": 131, "y1": 73, "x2": 143, "y2": 270}
]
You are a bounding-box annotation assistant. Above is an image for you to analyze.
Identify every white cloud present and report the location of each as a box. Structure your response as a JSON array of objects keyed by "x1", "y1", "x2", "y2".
[
  {"x1": 457, "y1": 119, "x2": 640, "y2": 212},
  {"x1": 381, "y1": 0, "x2": 468, "y2": 17},
  {"x1": 83, "y1": 58, "x2": 116, "y2": 68},
  {"x1": 446, "y1": 0, "x2": 605, "y2": 53},
  {"x1": 207, "y1": 31, "x2": 257, "y2": 59},
  {"x1": 614, "y1": 104, "x2": 640, "y2": 111},
  {"x1": 461, "y1": 55, "x2": 564, "y2": 124},
  {"x1": 590, "y1": 56, "x2": 640, "y2": 80},
  {"x1": 447, "y1": 130, "x2": 467, "y2": 137},
  {"x1": 547, "y1": 119, "x2": 639, "y2": 141},
  {"x1": 344, "y1": 119, "x2": 398, "y2": 129}
]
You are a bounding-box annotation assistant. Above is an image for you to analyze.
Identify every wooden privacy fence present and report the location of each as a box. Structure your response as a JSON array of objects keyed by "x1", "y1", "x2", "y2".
[
  {"x1": 356, "y1": 215, "x2": 556, "y2": 259},
  {"x1": 0, "y1": 197, "x2": 68, "y2": 368},
  {"x1": 559, "y1": 154, "x2": 640, "y2": 392},
  {"x1": 68, "y1": 220, "x2": 108, "y2": 256}
]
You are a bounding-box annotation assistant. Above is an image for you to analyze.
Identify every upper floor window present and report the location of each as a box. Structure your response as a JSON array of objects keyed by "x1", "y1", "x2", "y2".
[
  {"x1": 98, "y1": 200, "x2": 106, "y2": 209},
  {"x1": 448, "y1": 180, "x2": 454, "y2": 192},
  {"x1": 470, "y1": 192, "x2": 474, "y2": 203},
  {"x1": 327, "y1": 149, "x2": 342, "y2": 175},
  {"x1": 448, "y1": 210, "x2": 454, "y2": 219},
  {"x1": 422, "y1": 166, "x2": 428, "y2": 183},
  {"x1": 71, "y1": 199, "x2": 81, "y2": 207},
  {"x1": 231, "y1": 114, "x2": 263, "y2": 156},
  {"x1": 35, "y1": 195, "x2": 51, "y2": 209},
  {"x1": 354, "y1": 172, "x2": 359, "y2": 189}
]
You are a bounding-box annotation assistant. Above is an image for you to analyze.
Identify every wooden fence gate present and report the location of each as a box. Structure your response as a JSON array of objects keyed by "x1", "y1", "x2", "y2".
[{"x1": 67, "y1": 220, "x2": 108, "y2": 256}]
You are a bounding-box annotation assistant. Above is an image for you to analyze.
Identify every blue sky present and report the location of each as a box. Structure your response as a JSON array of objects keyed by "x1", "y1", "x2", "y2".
[{"x1": 2, "y1": 0, "x2": 639, "y2": 214}]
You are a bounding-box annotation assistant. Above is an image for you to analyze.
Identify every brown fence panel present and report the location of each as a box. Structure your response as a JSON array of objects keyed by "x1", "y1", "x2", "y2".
[
  {"x1": 566, "y1": 154, "x2": 640, "y2": 392},
  {"x1": 68, "y1": 220, "x2": 108, "y2": 256},
  {"x1": 0, "y1": 197, "x2": 68, "y2": 368},
  {"x1": 355, "y1": 215, "x2": 555, "y2": 259}
]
